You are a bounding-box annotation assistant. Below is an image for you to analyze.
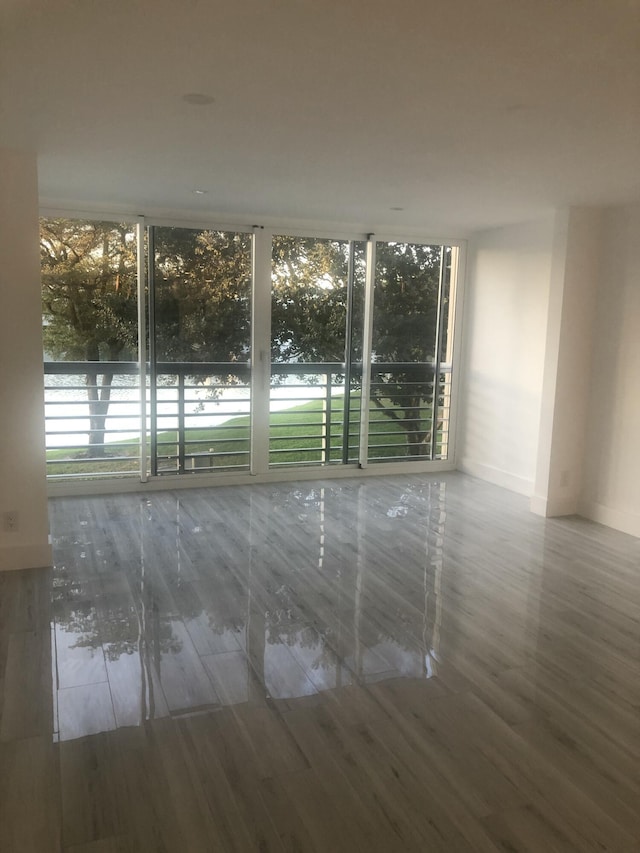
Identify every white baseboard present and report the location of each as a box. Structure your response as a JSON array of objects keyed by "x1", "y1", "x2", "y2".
[
  {"x1": 529, "y1": 495, "x2": 548, "y2": 516},
  {"x1": 457, "y1": 457, "x2": 533, "y2": 496},
  {"x1": 579, "y1": 499, "x2": 640, "y2": 539},
  {"x1": 0, "y1": 543, "x2": 53, "y2": 572},
  {"x1": 530, "y1": 494, "x2": 579, "y2": 518}
]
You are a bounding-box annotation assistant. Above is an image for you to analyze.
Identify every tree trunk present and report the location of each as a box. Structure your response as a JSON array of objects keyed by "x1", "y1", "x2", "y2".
[
  {"x1": 404, "y1": 403, "x2": 429, "y2": 456},
  {"x1": 85, "y1": 344, "x2": 115, "y2": 458}
]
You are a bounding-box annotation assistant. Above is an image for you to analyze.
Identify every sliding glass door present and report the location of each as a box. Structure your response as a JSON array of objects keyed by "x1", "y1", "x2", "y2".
[
  {"x1": 270, "y1": 236, "x2": 366, "y2": 467},
  {"x1": 366, "y1": 242, "x2": 454, "y2": 463},
  {"x1": 149, "y1": 226, "x2": 253, "y2": 475}
]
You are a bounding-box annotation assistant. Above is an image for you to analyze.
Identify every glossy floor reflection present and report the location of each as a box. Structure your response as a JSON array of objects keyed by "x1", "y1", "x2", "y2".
[
  {"x1": 3, "y1": 473, "x2": 640, "y2": 850},
  {"x1": 50, "y1": 478, "x2": 449, "y2": 740}
]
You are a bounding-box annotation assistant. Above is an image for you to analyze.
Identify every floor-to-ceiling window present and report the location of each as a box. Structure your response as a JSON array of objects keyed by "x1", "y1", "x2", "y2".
[
  {"x1": 270, "y1": 235, "x2": 366, "y2": 467},
  {"x1": 42, "y1": 218, "x2": 141, "y2": 479},
  {"x1": 149, "y1": 226, "x2": 253, "y2": 475},
  {"x1": 41, "y1": 218, "x2": 460, "y2": 483},
  {"x1": 366, "y1": 242, "x2": 454, "y2": 463}
]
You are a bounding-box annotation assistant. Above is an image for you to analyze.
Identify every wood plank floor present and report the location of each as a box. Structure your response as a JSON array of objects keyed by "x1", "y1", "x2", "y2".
[{"x1": 2, "y1": 472, "x2": 640, "y2": 851}]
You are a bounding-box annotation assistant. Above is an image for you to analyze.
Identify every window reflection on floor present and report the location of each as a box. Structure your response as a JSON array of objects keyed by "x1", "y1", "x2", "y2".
[{"x1": 50, "y1": 478, "x2": 446, "y2": 741}]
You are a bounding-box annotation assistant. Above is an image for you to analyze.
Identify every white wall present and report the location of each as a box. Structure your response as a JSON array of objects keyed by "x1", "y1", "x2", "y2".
[
  {"x1": 457, "y1": 217, "x2": 556, "y2": 495},
  {"x1": 580, "y1": 203, "x2": 640, "y2": 537},
  {"x1": 532, "y1": 208, "x2": 601, "y2": 518},
  {"x1": 0, "y1": 149, "x2": 52, "y2": 570}
]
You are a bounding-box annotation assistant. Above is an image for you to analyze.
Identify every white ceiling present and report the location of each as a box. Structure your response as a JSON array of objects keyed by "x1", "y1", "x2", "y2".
[{"x1": 2, "y1": 0, "x2": 640, "y2": 236}]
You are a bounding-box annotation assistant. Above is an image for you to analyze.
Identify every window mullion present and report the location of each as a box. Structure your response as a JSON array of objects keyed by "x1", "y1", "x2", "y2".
[
  {"x1": 136, "y1": 218, "x2": 148, "y2": 482},
  {"x1": 251, "y1": 227, "x2": 272, "y2": 474},
  {"x1": 358, "y1": 236, "x2": 376, "y2": 468}
]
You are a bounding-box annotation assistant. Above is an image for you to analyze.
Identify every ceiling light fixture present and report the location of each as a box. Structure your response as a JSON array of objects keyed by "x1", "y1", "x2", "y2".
[
  {"x1": 390, "y1": 206, "x2": 404, "y2": 211},
  {"x1": 193, "y1": 189, "x2": 208, "y2": 195}
]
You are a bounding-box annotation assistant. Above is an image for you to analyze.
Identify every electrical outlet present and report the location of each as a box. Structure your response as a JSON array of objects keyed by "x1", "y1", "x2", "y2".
[{"x1": 3, "y1": 511, "x2": 19, "y2": 532}]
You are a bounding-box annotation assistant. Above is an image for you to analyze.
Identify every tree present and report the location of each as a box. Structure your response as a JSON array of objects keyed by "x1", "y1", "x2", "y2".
[
  {"x1": 271, "y1": 235, "x2": 356, "y2": 364},
  {"x1": 271, "y1": 237, "x2": 448, "y2": 456},
  {"x1": 370, "y1": 242, "x2": 446, "y2": 455},
  {"x1": 153, "y1": 226, "x2": 252, "y2": 367},
  {"x1": 41, "y1": 219, "x2": 138, "y2": 457}
]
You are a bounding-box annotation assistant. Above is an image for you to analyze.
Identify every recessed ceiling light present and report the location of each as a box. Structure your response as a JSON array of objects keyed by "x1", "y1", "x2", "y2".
[
  {"x1": 390, "y1": 206, "x2": 404, "y2": 211},
  {"x1": 182, "y1": 92, "x2": 215, "y2": 106},
  {"x1": 193, "y1": 189, "x2": 208, "y2": 195}
]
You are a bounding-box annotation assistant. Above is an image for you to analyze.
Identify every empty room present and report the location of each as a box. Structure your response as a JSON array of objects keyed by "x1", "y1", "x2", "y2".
[{"x1": 2, "y1": 1, "x2": 640, "y2": 851}]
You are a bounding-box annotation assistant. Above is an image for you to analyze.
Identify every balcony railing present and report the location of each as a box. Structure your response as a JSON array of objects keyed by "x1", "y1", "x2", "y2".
[{"x1": 44, "y1": 361, "x2": 452, "y2": 479}]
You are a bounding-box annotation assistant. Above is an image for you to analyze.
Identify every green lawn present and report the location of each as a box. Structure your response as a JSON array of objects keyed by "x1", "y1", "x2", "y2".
[{"x1": 46, "y1": 397, "x2": 439, "y2": 477}]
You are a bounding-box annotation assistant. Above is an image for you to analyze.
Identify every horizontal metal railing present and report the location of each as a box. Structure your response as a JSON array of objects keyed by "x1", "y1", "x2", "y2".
[{"x1": 44, "y1": 360, "x2": 452, "y2": 478}]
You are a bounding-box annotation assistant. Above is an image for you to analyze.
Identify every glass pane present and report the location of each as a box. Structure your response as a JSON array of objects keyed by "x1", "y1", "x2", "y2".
[
  {"x1": 368, "y1": 243, "x2": 453, "y2": 463},
  {"x1": 270, "y1": 236, "x2": 365, "y2": 467},
  {"x1": 41, "y1": 218, "x2": 140, "y2": 479},
  {"x1": 151, "y1": 227, "x2": 252, "y2": 475}
]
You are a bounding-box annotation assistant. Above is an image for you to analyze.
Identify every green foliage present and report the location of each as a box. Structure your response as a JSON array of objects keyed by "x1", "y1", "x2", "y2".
[
  {"x1": 41, "y1": 219, "x2": 138, "y2": 361},
  {"x1": 271, "y1": 238, "x2": 447, "y2": 454},
  {"x1": 271, "y1": 236, "x2": 359, "y2": 363},
  {"x1": 373, "y1": 242, "x2": 442, "y2": 363},
  {"x1": 370, "y1": 243, "x2": 447, "y2": 453},
  {"x1": 154, "y1": 227, "x2": 252, "y2": 364}
]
